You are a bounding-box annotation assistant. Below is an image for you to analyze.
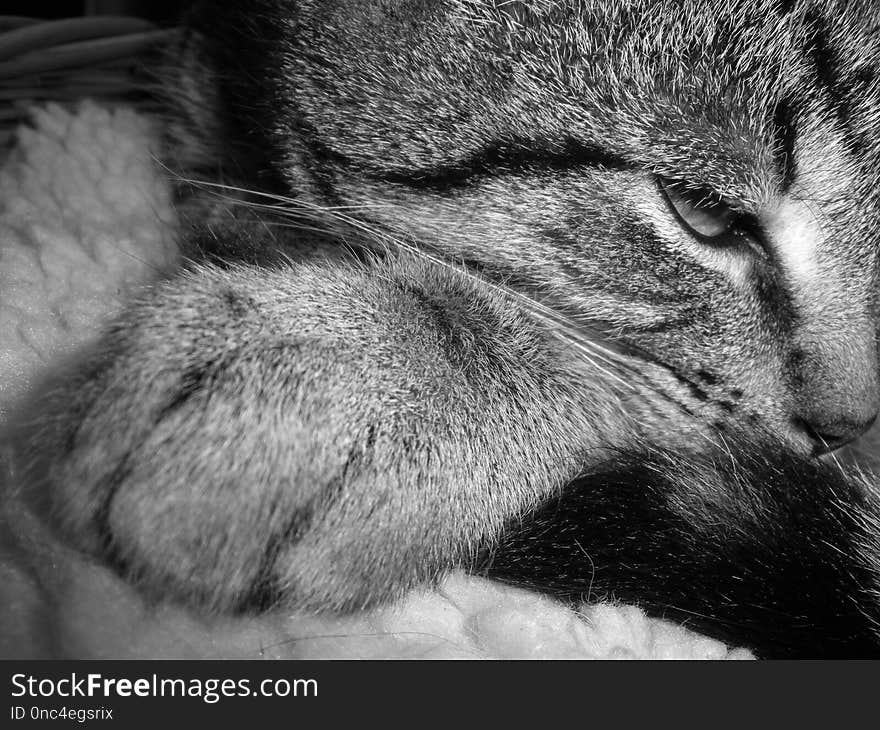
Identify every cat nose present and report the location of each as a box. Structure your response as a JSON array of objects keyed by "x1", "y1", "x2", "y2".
[
  {"x1": 797, "y1": 411, "x2": 878, "y2": 455},
  {"x1": 787, "y1": 327, "x2": 879, "y2": 455}
]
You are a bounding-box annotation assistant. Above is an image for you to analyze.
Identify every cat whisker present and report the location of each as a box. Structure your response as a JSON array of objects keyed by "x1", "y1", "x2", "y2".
[{"x1": 170, "y1": 175, "x2": 643, "y2": 392}]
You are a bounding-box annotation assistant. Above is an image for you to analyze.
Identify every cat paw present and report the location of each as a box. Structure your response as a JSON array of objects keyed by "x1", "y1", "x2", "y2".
[
  {"x1": 32, "y1": 260, "x2": 518, "y2": 614},
  {"x1": 29, "y1": 264, "x2": 379, "y2": 612}
]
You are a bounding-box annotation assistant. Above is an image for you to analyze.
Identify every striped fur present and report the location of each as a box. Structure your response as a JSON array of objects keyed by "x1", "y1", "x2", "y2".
[{"x1": 27, "y1": 1, "x2": 880, "y2": 656}]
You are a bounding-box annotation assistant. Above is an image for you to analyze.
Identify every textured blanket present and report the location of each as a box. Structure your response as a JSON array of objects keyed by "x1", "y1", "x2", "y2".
[{"x1": 0, "y1": 101, "x2": 753, "y2": 659}]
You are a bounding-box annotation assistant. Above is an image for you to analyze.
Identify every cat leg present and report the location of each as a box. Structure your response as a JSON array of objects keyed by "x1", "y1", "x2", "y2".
[{"x1": 33, "y1": 254, "x2": 620, "y2": 614}]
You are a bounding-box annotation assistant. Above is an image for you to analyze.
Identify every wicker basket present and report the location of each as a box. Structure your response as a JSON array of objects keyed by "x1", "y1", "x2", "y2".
[{"x1": 0, "y1": 15, "x2": 177, "y2": 147}]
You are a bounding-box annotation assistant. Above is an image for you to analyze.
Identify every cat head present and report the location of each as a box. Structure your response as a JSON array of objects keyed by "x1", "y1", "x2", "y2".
[{"x1": 198, "y1": 0, "x2": 880, "y2": 455}]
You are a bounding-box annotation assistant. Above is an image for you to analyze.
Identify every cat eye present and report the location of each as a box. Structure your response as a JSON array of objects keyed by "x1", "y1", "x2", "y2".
[{"x1": 657, "y1": 177, "x2": 766, "y2": 258}]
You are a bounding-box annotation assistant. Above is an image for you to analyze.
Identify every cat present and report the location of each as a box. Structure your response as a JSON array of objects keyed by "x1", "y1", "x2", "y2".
[{"x1": 23, "y1": 0, "x2": 880, "y2": 658}]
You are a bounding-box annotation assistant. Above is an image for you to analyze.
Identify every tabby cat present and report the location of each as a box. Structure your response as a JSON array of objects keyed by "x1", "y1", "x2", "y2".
[{"x1": 29, "y1": 0, "x2": 880, "y2": 658}]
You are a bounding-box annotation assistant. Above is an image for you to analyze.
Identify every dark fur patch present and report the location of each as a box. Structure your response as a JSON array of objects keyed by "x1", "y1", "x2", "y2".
[
  {"x1": 154, "y1": 366, "x2": 213, "y2": 423},
  {"x1": 695, "y1": 369, "x2": 722, "y2": 386},
  {"x1": 771, "y1": 97, "x2": 798, "y2": 191},
  {"x1": 288, "y1": 115, "x2": 349, "y2": 207},
  {"x1": 93, "y1": 459, "x2": 136, "y2": 576},
  {"x1": 377, "y1": 138, "x2": 631, "y2": 191},
  {"x1": 221, "y1": 288, "x2": 255, "y2": 318},
  {"x1": 804, "y1": 13, "x2": 841, "y2": 103},
  {"x1": 481, "y1": 440, "x2": 880, "y2": 658},
  {"x1": 777, "y1": 0, "x2": 796, "y2": 16},
  {"x1": 237, "y1": 527, "x2": 292, "y2": 614},
  {"x1": 238, "y1": 424, "x2": 381, "y2": 613},
  {"x1": 801, "y1": 11, "x2": 865, "y2": 153}
]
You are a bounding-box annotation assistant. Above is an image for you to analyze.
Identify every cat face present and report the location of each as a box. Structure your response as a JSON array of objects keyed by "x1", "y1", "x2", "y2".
[{"x1": 209, "y1": 0, "x2": 880, "y2": 454}]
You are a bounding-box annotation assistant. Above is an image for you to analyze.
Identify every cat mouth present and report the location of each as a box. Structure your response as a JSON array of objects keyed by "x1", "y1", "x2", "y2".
[{"x1": 793, "y1": 415, "x2": 878, "y2": 457}]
